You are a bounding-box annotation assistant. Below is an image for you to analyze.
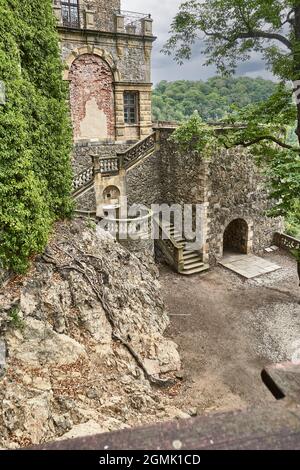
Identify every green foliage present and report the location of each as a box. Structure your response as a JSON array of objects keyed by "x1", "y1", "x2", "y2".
[
  {"x1": 285, "y1": 201, "x2": 300, "y2": 237},
  {"x1": 163, "y1": 0, "x2": 296, "y2": 80},
  {"x1": 153, "y1": 77, "x2": 277, "y2": 122},
  {"x1": 0, "y1": 0, "x2": 73, "y2": 272},
  {"x1": 164, "y1": 1, "x2": 300, "y2": 224},
  {"x1": 86, "y1": 218, "x2": 97, "y2": 231},
  {"x1": 170, "y1": 112, "x2": 217, "y2": 156},
  {"x1": 8, "y1": 306, "x2": 25, "y2": 331},
  {"x1": 290, "y1": 249, "x2": 300, "y2": 262}
]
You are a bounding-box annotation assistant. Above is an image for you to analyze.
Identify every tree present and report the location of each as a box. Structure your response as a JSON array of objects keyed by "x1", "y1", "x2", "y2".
[
  {"x1": 152, "y1": 77, "x2": 277, "y2": 122},
  {"x1": 0, "y1": 1, "x2": 73, "y2": 272},
  {"x1": 163, "y1": 0, "x2": 300, "y2": 225}
]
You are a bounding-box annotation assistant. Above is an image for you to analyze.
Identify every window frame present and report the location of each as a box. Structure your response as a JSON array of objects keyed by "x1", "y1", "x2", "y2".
[
  {"x1": 61, "y1": 0, "x2": 80, "y2": 28},
  {"x1": 124, "y1": 92, "x2": 139, "y2": 125}
]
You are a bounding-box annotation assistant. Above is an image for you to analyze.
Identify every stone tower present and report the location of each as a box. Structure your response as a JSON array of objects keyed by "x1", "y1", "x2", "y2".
[{"x1": 53, "y1": 0, "x2": 155, "y2": 150}]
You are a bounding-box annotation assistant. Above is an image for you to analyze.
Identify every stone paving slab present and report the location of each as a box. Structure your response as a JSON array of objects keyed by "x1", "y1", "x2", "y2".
[{"x1": 220, "y1": 253, "x2": 281, "y2": 279}]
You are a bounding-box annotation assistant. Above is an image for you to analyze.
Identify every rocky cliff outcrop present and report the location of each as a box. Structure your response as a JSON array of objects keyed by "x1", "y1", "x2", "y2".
[{"x1": 0, "y1": 220, "x2": 181, "y2": 448}]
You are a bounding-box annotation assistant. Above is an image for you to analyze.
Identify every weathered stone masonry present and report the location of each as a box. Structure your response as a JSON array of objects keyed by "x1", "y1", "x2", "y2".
[
  {"x1": 53, "y1": 2, "x2": 282, "y2": 265},
  {"x1": 69, "y1": 54, "x2": 115, "y2": 141},
  {"x1": 53, "y1": 0, "x2": 155, "y2": 213},
  {"x1": 54, "y1": 0, "x2": 155, "y2": 144},
  {"x1": 126, "y1": 127, "x2": 283, "y2": 264}
]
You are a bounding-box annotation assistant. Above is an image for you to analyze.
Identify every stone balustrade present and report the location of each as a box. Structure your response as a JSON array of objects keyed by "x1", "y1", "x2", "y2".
[
  {"x1": 53, "y1": 2, "x2": 153, "y2": 36},
  {"x1": 72, "y1": 166, "x2": 94, "y2": 193},
  {"x1": 274, "y1": 233, "x2": 300, "y2": 252},
  {"x1": 102, "y1": 208, "x2": 153, "y2": 242}
]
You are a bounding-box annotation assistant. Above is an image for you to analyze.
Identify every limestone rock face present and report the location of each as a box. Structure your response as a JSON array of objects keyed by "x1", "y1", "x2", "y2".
[{"x1": 0, "y1": 220, "x2": 181, "y2": 448}]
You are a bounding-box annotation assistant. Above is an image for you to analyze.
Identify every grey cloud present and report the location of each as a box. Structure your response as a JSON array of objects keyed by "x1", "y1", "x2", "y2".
[{"x1": 122, "y1": 0, "x2": 273, "y2": 84}]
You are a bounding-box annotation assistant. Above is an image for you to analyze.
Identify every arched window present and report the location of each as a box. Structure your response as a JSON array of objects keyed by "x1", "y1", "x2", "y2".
[{"x1": 61, "y1": 0, "x2": 80, "y2": 28}]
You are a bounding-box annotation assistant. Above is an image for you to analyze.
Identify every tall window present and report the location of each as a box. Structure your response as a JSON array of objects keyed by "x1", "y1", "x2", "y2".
[
  {"x1": 124, "y1": 92, "x2": 138, "y2": 124},
  {"x1": 61, "y1": 0, "x2": 80, "y2": 28}
]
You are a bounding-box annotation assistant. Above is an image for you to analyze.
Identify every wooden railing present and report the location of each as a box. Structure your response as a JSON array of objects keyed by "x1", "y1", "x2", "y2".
[
  {"x1": 153, "y1": 217, "x2": 184, "y2": 273},
  {"x1": 274, "y1": 233, "x2": 300, "y2": 252}
]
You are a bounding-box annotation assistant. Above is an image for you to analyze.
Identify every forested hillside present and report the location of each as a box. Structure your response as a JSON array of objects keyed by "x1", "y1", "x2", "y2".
[{"x1": 152, "y1": 77, "x2": 277, "y2": 122}]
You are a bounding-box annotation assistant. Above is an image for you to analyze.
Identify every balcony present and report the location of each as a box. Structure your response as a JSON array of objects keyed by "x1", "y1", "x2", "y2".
[
  {"x1": 53, "y1": 2, "x2": 153, "y2": 36},
  {"x1": 116, "y1": 10, "x2": 153, "y2": 36}
]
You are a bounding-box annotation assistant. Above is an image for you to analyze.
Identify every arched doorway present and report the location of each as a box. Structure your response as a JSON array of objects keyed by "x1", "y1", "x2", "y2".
[
  {"x1": 103, "y1": 186, "x2": 120, "y2": 206},
  {"x1": 69, "y1": 54, "x2": 115, "y2": 141},
  {"x1": 223, "y1": 218, "x2": 249, "y2": 254}
]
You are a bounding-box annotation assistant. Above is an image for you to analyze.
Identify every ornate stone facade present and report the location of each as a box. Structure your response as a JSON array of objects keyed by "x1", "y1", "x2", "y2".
[
  {"x1": 53, "y1": 0, "x2": 154, "y2": 144},
  {"x1": 53, "y1": 4, "x2": 283, "y2": 265}
]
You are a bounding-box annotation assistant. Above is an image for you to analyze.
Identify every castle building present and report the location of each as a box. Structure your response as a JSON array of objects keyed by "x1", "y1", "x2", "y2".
[
  {"x1": 53, "y1": 0, "x2": 154, "y2": 146},
  {"x1": 53, "y1": 1, "x2": 283, "y2": 275}
]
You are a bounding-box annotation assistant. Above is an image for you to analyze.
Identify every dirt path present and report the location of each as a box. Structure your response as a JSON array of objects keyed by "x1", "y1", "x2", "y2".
[{"x1": 160, "y1": 250, "x2": 300, "y2": 415}]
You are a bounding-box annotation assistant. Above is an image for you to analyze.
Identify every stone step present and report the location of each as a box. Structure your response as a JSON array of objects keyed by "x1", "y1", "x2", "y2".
[
  {"x1": 183, "y1": 260, "x2": 204, "y2": 270},
  {"x1": 184, "y1": 257, "x2": 204, "y2": 267},
  {"x1": 173, "y1": 235, "x2": 186, "y2": 242},
  {"x1": 183, "y1": 252, "x2": 200, "y2": 260},
  {"x1": 180, "y1": 264, "x2": 210, "y2": 276},
  {"x1": 183, "y1": 248, "x2": 198, "y2": 254}
]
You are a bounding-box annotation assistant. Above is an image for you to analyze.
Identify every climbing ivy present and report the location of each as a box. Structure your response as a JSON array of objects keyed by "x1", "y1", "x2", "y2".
[
  {"x1": 0, "y1": 0, "x2": 73, "y2": 272},
  {"x1": 169, "y1": 112, "x2": 218, "y2": 157}
]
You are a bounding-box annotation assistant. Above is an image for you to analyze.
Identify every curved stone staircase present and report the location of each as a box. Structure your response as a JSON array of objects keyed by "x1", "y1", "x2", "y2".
[
  {"x1": 158, "y1": 220, "x2": 209, "y2": 276},
  {"x1": 71, "y1": 131, "x2": 209, "y2": 275}
]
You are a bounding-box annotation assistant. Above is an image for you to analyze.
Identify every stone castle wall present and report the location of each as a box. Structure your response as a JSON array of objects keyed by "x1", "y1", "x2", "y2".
[
  {"x1": 73, "y1": 141, "x2": 131, "y2": 175},
  {"x1": 157, "y1": 129, "x2": 207, "y2": 207},
  {"x1": 73, "y1": 141, "x2": 130, "y2": 213},
  {"x1": 126, "y1": 128, "x2": 283, "y2": 262},
  {"x1": 126, "y1": 129, "x2": 207, "y2": 209},
  {"x1": 60, "y1": 36, "x2": 151, "y2": 84},
  {"x1": 79, "y1": 0, "x2": 121, "y2": 33},
  {"x1": 126, "y1": 152, "x2": 161, "y2": 207},
  {"x1": 54, "y1": 0, "x2": 154, "y2": 144},
  {"x1": 207, "y1": 147, "x2": 283, "y2": 264},
  {"x1": 53, "y1": 0, "x2": 121, "y2": 33}
]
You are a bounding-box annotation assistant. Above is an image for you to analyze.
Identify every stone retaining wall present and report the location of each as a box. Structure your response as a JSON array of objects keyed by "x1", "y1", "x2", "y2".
[
  {"x1": 207, "y1": 147, "x2": 283, "y2": 264},
  {"x1": 126, "y1": 128, "x2": 283, "y2": 263}
]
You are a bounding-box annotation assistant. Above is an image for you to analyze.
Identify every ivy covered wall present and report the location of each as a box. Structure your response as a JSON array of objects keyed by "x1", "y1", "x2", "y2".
[{"x1": 0, "y1": 0, "x2": 73, "y2": 272}]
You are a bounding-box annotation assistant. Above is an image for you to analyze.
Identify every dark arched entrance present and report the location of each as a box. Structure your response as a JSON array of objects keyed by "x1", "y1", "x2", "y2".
[{"x1": 223, "y1": 218, "x2": 249, "y2": 254}]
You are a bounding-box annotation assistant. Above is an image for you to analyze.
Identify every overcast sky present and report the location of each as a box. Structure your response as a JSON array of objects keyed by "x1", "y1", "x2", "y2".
[{"x1": 123, "y1": 0, "x2": 274, "y2": 84}]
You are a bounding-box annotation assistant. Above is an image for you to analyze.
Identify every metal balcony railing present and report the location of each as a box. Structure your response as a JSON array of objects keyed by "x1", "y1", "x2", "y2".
[
  {"x1": 118, "y1": 10, "x2": 152, "y2": 35},
  {"x1": 61, "y1": 0, "x2": 80, "y2": 28}
]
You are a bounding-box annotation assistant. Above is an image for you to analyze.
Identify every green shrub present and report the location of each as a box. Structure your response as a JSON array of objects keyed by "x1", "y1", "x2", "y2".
[
  {"x1": 8, "y1": 306, "x2": 25, "y2": 331},
  {"x1": 0, "y1": 0, "x2": 73, "y2": 272}
]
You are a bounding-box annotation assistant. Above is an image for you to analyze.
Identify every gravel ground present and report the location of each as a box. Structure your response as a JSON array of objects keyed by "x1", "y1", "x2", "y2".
[{"x1": 160, "y1": 250, "x2": 300, "y2": 415}]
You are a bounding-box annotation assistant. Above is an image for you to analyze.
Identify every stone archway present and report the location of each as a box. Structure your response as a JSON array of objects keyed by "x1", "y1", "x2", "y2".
[
  {"x1": 223, "y1": 218, "x2": 249, "y2": 254},
  {"x1": 103, "y1": 185, "x2": 120, "y2": 206},
  {"x1": 68, "y1": 53, "x2": 115, "y2": 141}
]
